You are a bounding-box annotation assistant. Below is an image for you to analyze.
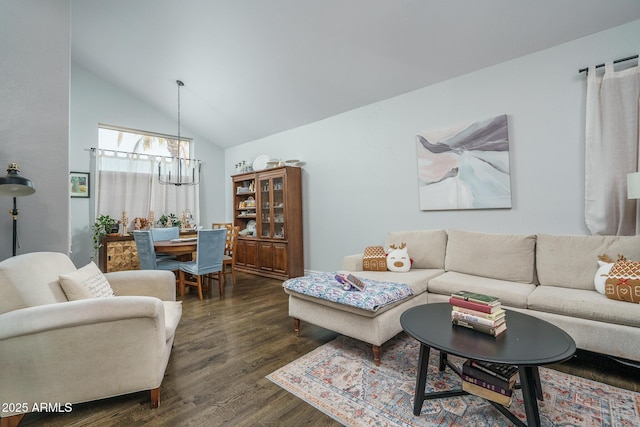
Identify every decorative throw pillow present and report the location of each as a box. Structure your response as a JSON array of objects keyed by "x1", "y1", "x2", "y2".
[
  {"x1": 59, "y1": 261, "x2": 115, "y2": 301},
  {"x1": 594, "y1": 255, "x2": 614, "y2": 294},
  {"x1": 387, "y1": 243, "x2": 411, "y2": 272},
  {"x1": 363, "y1": 246, "x2": 387, "y2": 271},
  {"x1": 604, "y1": 256, "x2": 640, "y2": 303}
]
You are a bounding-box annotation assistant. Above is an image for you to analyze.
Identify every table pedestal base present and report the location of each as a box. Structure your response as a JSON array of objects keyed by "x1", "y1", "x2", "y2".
[{"x1": 413, "y1": 344, "x2": 542, "y2": 427}]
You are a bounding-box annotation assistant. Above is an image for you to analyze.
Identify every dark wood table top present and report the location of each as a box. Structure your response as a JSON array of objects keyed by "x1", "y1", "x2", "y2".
[
  {"x1": 154, "y1": 239, "x2": 197, "y2": 255},
  {"x1": 401, "y1": 303, "x2": 576, "y2": 366}
]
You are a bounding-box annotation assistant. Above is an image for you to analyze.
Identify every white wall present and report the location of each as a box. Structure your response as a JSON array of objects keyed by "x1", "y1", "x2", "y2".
[
  {"x1": 0, "y1": 0, "x2": 70, "y2": 261},
  {"x1": 226, "y1": 20, "x2": 640, "y2": 273},
  {"x1": 70, "y1": 63, "x2": 226, "y2": 267}
]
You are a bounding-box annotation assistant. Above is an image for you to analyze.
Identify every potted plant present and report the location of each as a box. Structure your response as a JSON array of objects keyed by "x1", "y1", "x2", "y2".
[
  {"x1": 91, "y1": 214, "x2": 120, "y2": 258},
  {"x1": 157, "y1": 213, "x2": 181, "y2": 228}
]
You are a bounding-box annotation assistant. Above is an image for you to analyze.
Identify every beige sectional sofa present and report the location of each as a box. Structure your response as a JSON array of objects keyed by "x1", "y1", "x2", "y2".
[{"x1": 286, "y1": 229, "x2": 640, "y2": 365}]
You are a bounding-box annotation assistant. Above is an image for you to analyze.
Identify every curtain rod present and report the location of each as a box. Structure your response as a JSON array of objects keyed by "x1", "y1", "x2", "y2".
[
  {"x1": 578, "y1": 55, "x2": 638, "y2": 74},
  {"x1": 85, "y1": 147, "x2": 202, "y2": 163}
]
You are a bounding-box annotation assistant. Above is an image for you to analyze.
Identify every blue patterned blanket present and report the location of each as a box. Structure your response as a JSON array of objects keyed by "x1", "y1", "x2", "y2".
[{"x1": 283, "y1": 272, "x2": 414, "y2": 311}]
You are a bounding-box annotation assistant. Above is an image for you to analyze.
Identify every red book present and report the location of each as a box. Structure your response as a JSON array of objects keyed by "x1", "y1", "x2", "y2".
[{"x1": 449, "y1": 297, "x2": 501, "y2": 314}]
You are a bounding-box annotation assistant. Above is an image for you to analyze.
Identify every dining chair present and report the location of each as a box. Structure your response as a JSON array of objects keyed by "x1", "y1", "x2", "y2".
[
  {"x1": 210, "y1": 223, "x2": 239, "y2": 285},
  {"x1": 221, "y1": 225, "x2": 240, "y2": 286},
  {"x1": 150, "y1": 226, "x2": 180, "y2": 241},
  {"x1": 212, "y1": 222, "x2": 233, "y2": 230},
  {"x1": 150, "y1": 227, "x2": 181, "y2": 261},
  {"x1": 132, "y1": 231, "x2": 183, "y2": 272},
  {"x1": 179, "y1": 229, "x2": 227, "y2": 300}
]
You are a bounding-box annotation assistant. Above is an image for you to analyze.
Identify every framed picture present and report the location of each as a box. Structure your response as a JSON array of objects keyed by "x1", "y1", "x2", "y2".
[{"x1": 70, "y1": 172, "x2": 90, "y2": 198}]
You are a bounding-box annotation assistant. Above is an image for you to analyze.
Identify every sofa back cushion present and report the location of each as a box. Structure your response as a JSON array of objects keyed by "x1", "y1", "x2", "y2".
[
  {"x1": 385, "y1": 229, "x2": 447, "y2": 269},
  {"x1": 0, "y1": 252, "x2": 74, "y2": 311},
  {"x1": 444, "y1": 229, "x2": 536, "y2": 283},
  {"x1": 536, "y1": 234, "x2": 640, "y2": 290}
]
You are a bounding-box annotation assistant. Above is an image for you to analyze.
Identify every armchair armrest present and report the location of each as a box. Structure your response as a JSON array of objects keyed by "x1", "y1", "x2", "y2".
[
  {"x1": 106, "y1": 270, "x2": 176, "y2": 301},
  {"x1": 0, "y1": 297, "x2": 170, "y2": 415},
  {"x1": 343, "y1": 253, "x2": 364, "y2": 271},
  {"x1": 0, "y1": 296, "x2": 166, "y2": 340}
]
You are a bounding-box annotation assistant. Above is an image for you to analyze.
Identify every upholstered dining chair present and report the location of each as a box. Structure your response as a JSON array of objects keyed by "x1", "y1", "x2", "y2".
[
  {"x1": 179, "y1": 229, "x2": 226, "y2": 300},
  {"x1": 150, "y1": 226, "x2": 180, "y2": 241},
  {"x1": 133, "y1": 231, "x2": 183, "y2": 272},
  {"x1": 150, "y1": 227, "x2": 181, "y2": 261}
]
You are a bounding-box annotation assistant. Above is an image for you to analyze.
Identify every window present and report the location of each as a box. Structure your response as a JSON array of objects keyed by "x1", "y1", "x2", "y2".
[
  {"x1": 94, "y1": 125, "x2": 199, "y2": 230},
  {"x1": 98, "y1": 125, "x2": 191, "y2": 159}
]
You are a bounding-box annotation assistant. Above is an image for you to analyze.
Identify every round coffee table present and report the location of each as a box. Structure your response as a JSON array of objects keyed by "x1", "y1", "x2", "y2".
[{"x1": 401, "y1": 303, "x2": 575, "y2": 427}]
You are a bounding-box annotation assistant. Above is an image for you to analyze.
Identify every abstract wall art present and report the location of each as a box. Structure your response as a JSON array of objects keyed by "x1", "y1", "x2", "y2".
[{"x1": 416, "y1": 114, "x2": 511, "y2": 210}]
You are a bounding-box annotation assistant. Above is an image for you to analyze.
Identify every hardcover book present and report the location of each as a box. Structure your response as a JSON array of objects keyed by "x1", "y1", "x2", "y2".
[
  {"x1": 452, "y1": 318, "x2": 507, "y2": 336},
  {"x1": 469, "y1": 360, "x2": 519, "y2": 384},
  {"x1": 452, "y1": 305, "x2": 506, "y2": 321},
  {"x1": 334, "y1": 274, "x2": 367, "y2": 291},
  {"x1": 451, "y1": 310, "x2": 504, "y2": 328},
  {"x1": 462, "y1": 360, "x2": 518, "y2": 389},
  {"x1": 449, "y1": 297, "x2": 501, "y2": 314},
  {"x1": 451, "y1": 291, "x2": 501, "y2": 306},
  {"x1": 462, "y1": 380, "x2": 513, "y2": 406},
  {"x1": 461, "y1": 373, "x2": 513, "y2": 396}
]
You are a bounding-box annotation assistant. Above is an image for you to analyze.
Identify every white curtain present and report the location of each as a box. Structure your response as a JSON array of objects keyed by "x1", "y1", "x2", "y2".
[
  {"x1": 94, "y1": 150, "x2": 199, "y2": 229},
  {"x1": 585, "y1": 61, "x2": 640, "y2": 235}
]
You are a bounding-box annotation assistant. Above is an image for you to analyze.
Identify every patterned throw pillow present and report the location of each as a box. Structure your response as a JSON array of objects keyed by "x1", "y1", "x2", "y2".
[
  {"x1": 59, "y1": 261, "x2": 116, "y2": 301},
  {"x1": 604, "y1": 258, "x2": 640, "y2": 303},
  {"x1": 363, "y1": 246, "x2": 387, "y2": 271}
]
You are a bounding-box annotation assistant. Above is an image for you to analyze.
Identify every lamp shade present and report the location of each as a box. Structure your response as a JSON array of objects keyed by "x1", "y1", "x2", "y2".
[
  {"x1": 0, "y1": 163, "x2": 36, "y2": 197},
  {"x1": 627, "y1": 172, "x2": 640, "y2": 199}
]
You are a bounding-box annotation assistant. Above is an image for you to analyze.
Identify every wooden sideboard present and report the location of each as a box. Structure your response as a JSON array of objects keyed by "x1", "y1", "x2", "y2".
[{"x1": 98, "y1": 232, "x2": 196, "y2": 273}]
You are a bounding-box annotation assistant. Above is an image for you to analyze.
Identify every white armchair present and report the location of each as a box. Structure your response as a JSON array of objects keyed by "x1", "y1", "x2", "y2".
[{"x1": 0, "y1": 252, "x2": 181, "y2": 427}]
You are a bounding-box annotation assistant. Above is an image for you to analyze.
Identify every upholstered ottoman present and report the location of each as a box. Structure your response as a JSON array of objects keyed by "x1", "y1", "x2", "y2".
[{"x1": 284, "y1": 270, "x2": 438, "y2": 365}]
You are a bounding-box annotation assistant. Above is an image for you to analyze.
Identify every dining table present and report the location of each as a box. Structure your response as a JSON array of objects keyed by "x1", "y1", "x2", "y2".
[{"x1": 154, "y1": 238, "x2": 197, "y2": 261}]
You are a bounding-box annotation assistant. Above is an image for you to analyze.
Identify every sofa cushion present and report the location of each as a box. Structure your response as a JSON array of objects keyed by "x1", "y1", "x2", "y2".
[
  {"x1": 0, "y1": 279, "x2": 26, "y2": 314},
  {"x1": 528, "y1": 286, "x2": 640, "y2": 328},
  {"x1": 428, "y1": 271, "x2": 535, "y2": 308},
  {"x1": 0, "y1": 252, "x2": 72, "y2": 307},
  {"x1": 385, "y1": 229, "x2": 447, "y2": 269},
  {"x1": 536, "y1": 234, "x2": 640, "y2": 290},
  {"x1": 341, "y1": 269, "x2": 443, "y2": 295},
  {"x1": 59, "y1": 262, "x2": 116, "y2": 301},
  {"x1": 444, "y1": 229, "x2": 536, "y2": 283}
]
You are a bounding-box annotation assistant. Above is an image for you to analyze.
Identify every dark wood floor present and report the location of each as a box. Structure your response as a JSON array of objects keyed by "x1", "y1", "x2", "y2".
[{"x1": 19, "y1": 273, "x2": 640, "y2": 426}]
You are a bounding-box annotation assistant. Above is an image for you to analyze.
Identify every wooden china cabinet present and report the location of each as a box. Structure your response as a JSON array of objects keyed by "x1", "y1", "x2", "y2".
[{"x1": 232, "y1": 166, "x2": 303, "y2": 280}]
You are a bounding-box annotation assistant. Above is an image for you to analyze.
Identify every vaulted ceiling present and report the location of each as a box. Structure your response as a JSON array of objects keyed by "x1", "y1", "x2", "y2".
[{"x1": 70, "y1": 0, "x2": 640, "y2": 148}]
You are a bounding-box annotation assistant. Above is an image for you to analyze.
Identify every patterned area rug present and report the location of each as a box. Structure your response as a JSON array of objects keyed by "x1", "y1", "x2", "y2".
[{"x1": 267, "y1": 334, "x2": 640, "y2": 426}]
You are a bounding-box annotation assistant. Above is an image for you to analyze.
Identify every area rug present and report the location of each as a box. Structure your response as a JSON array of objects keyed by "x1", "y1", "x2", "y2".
[{"x1": 267, "y1": 334, "x2": 640, "y2": 426}]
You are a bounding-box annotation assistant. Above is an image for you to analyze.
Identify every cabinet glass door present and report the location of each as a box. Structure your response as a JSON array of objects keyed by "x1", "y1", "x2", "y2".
[
  {"x1": 272, "y1": 177, "x2": 285, "y2": 239},
  {"x1": 259, "y1": 177, "x2": 272, "y2": 238},
  {"x1": 259, "y1": 175, "x2": 285, "y2": 239}
]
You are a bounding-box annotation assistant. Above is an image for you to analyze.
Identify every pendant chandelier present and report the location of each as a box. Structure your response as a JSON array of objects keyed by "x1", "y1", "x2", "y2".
[{"x1": 158, "y1": 79, "x2": 201, "y2": 186}]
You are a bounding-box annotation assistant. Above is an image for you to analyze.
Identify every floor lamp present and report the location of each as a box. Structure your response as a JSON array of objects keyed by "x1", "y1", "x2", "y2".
[{"x1": 0, "y1": 163, "x2": 36, "y2": 256}]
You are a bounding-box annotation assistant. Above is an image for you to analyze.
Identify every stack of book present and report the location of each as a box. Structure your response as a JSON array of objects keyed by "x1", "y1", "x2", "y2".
[
  {"x1": 449, "y1": 291, "x2": 507, "y2": 337},
  {"x1": 461, "y1": 359, "x2": 519, "y2": 406}
]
